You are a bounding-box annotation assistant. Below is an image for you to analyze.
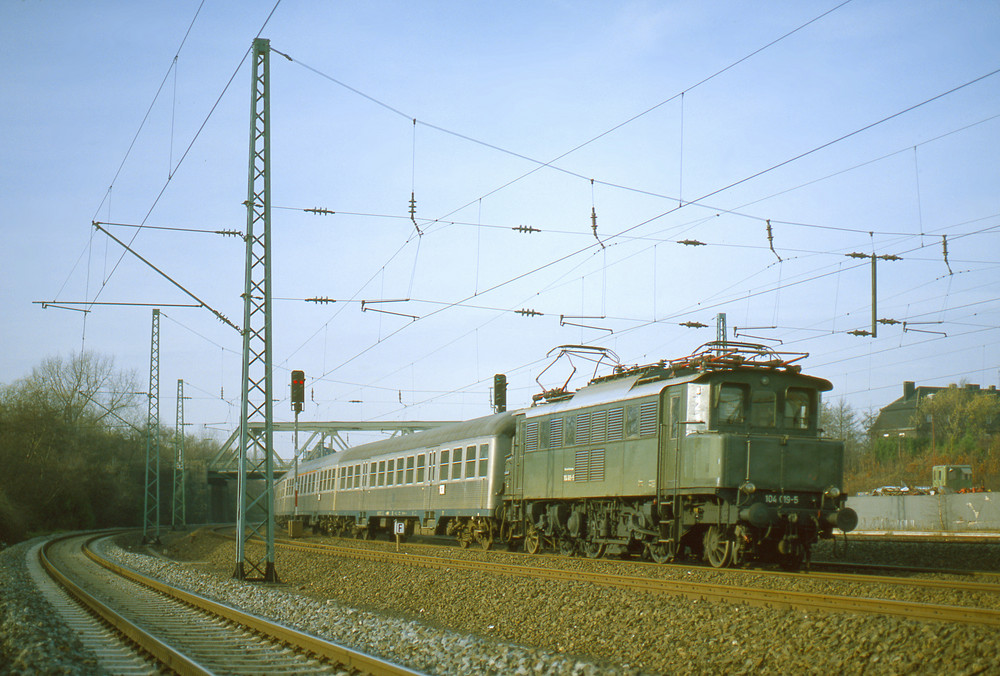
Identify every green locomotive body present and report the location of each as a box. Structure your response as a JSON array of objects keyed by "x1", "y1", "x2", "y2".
[{"x1": 500, "y1": 342, "x2": 857, "y2": 567}]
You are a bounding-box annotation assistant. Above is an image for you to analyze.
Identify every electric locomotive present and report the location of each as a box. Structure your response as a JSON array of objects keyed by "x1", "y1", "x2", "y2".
[{"x1": 498, "y1": 342, "x2": 857, "y2": 568}]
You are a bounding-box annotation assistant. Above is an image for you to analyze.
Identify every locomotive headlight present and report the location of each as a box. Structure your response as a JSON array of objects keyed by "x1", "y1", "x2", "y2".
[
  {"x1": 823, "y1": 486, "x2": 841, "y2": 499},
  {"x1": 739, "y1": 481, "x2": 756, "y2": 495}
]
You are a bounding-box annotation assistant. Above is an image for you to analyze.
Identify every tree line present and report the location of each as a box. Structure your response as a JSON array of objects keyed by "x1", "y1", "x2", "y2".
[
  {"x1": 0, "y1": 352, "x2": 220, "y2": 545},
  {"x1": 821, "y1": 387, "x2": 1000, "y2": 493}
]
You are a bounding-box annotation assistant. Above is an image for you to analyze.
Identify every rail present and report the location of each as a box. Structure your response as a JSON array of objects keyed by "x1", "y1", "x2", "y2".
[{"x1": 40, "y1": 532, "x2": 421, "y2": 675}]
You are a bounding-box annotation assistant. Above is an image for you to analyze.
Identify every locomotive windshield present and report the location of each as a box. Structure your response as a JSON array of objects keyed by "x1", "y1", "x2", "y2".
[{"x1": 712, "y1": 381, "x2": 815, "y2": 432}]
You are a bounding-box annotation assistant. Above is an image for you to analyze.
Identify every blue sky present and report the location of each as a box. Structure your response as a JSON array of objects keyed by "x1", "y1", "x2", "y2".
[{"x1": 3, "y1": 1, "x2": 998, "y2": 449}]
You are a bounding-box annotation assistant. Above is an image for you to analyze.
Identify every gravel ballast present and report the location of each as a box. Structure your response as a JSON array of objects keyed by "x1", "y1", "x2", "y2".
[
  {"x1": 0, "y1": 538, "x2": 100, "y2": 675},
  {"x1": 3, "y1": 531, "x2": 1000, "y2": 674}
]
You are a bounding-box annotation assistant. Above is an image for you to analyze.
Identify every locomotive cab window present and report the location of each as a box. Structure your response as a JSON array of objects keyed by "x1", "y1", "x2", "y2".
[
  {"x1": 715, "y1": 383, "x2": 748, "y2": 425},
  {"x1": 784, "y1": 388, "x2": 813, "y2": 430}
]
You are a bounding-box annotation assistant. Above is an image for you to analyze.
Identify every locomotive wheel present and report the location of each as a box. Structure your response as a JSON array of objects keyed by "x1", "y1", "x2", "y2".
[
  {"x1": 474, "y1": 518, "x2": 495, "y2": 551},
  {"x1": 524, "y1": 525, "x2": 542, "y2": 555},
  {"x1": 583, "y1": 541, "x2": 606, "y2": 559},
  {"x1": 703, "y1": 526, "x2": 732, "y2": 568},
  {"x1": 649, "y1": 541, "x2": 675, "y2": 564}
]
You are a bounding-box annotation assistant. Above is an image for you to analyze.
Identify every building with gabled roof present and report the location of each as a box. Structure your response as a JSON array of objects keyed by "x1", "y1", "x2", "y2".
[{"x1": 869, "y1": 381, "x2": 999, "y2": 440}]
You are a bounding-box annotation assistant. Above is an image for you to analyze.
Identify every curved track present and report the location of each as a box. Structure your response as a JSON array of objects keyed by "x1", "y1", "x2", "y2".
[
  {"x1": 264, "y1": 533, "x2": 1000, "y2": 626},
  {"x1": 40, "y1": 532, "x2": 420, "y2": 675}
]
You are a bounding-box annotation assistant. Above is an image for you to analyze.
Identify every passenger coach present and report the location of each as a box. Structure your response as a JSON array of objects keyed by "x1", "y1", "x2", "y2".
[{"x1": 275, "y1": 412, "x2": 515, "y2": 547}]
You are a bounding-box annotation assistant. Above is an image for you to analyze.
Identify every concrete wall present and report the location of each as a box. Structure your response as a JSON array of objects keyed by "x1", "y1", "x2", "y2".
[{"x1": 846, "y1": 492, "x2": 1000, "y2": 532}]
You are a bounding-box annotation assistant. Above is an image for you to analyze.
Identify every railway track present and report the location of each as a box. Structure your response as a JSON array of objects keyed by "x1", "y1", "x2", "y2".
[
  {"x1": 254, "y1": 533, "x2": 1000, "y2": 626},
  {"x1": 39, "y1": 532, "x2": 421, "y2": 675}
]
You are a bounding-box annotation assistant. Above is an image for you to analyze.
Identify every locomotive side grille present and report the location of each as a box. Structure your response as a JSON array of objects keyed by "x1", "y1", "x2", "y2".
[
  {"x1": 577, "y1": 412, "x2": 592, "y2": 443},
  {"x1": 550, "y1": 418, "x2": 563, "y2": 448},
  {"x1": 525, "y1": 421, "x2": 539, "y2": 452},
  {"x1": 607, "y1": 407, "x2": 624, "y2": 441},
  {"x1": 639, "y1": 401, "x2": 658, "y2": 436},
  {"x1": 575, "y1": 448, "x2": 590, "y2": 481},
  {"x1": 573, "y1": 448, "x2": 605, "y2": 482},
  {"x1": 591, "y1": 410, "x2": 607, "y2": 443},
  {"x1": 589, "y1": 448, "x2": 606, "y2": 482}
]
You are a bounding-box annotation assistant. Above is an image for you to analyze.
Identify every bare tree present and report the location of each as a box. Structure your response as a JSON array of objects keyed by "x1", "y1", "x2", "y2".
[{"x1": 16, "y1": 351, "x2": 142, "y2": 427}]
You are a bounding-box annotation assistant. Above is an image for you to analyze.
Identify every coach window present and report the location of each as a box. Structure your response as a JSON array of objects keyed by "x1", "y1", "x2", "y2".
[
  {"x1": 751, "y1": 390, "x2": 776, "y2": 428},
  {"x1": 452, "y1": 447, "x2": 463, "y2": 480},
  {"x1": 440, "y1": 449, "x2": 450, "y2": 480},
  {"x1": 478, "y1": 444, "x2": 489, "y2": 477},
  {"x1": 416, "y1": 454, "x2": 426, "y2": 482},
  {"x1": 354, "y1": 464, "x2": 362, "y2": 488},
  {"x1": 784, "y1": 388, "x2": 812, "y2": 430},
  {"x1": 369, "y1": 463, "x2": 376, "y2": 488},
  {"x1": 396, "y1": 458, "x2": 404, "y2": 485},
  {"x1": 386, "y1": 459, "x2": 395, "y2": 486},
  {"x1": 466, "y1": 445, "x2": 476, "y2": 478},
  {"x1": 378, "y1": 460, "x2": 386, "y2": 487},
  {"x1": 715, "y1": 383, "x2": 747, "y2": 425},
  {"x1": 406, "y1": 456, "x2": 415, "y2": 484}
]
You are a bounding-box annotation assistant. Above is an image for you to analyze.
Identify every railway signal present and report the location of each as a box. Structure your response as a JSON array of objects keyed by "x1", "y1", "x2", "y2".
[{"x1": 291, "y1": 370, "x2": 305, "y2": 413}]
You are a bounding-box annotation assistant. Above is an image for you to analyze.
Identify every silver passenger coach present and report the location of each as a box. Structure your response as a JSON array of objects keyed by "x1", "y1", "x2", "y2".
[{"x1": 275, "y1": 412, "x2": 515, "y2": 546}]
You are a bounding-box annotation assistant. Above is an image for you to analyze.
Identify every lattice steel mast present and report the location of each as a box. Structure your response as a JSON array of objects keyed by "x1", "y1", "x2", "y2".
[
  {"x1": 143, "y1": 308, "x2": 161, "y2": 544},
  {"x1": 172, "y1": 379, "x2": 186, "y2": 529},
  {"x1": 234, "y1": 37, "x2": 278, "y2": 581}
]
